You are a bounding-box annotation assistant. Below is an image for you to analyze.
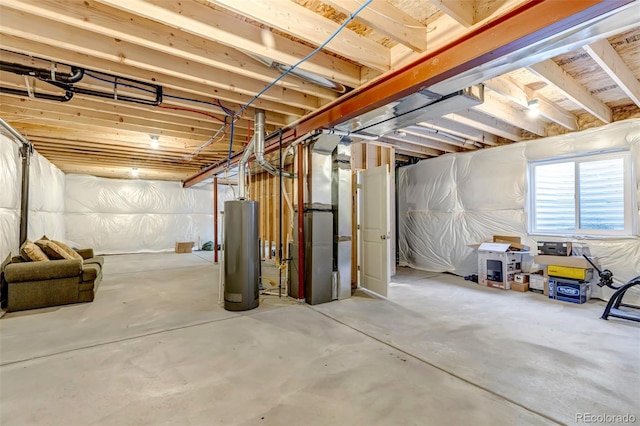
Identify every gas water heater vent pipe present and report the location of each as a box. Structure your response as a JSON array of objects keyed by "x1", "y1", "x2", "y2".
[
  {"x1": 237, "y1": 136, "x2": 254, "y2": 200},
  {"x1": 254, "y1": 109, "x2": 296, "y2": 178}
]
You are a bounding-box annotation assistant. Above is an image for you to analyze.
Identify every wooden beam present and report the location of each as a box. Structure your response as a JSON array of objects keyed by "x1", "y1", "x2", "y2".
[
  {"x1": 430, "y1": 0, "x2": 476, "y2": 27},
  {"x1": 528, "y1": 59, "x2": 612, "y2": 123},
  {"x1": 416, "y1": 117, "x2": 498, "y2": 145},
  {"x1": 0, "y1": 34, "x2": 306, "y2": 119},
  {"x1": 402, "y1": 126, "x2": 478, "y2": 150},
  {"x1": 0, "y1": 96, "x2": 239, "y2": 137},
  {"x1": 444, "y1": 109, "x2": 522, "y2": 141},
  {"x1": 583, "y1": 39, "x2": 640, "y2": 108},
  {"x1": 2, "y1": 0, "x2": 339, "y2": 102},
  {"x1": 322, "y1": 0, "x2": 427, "y2": 52},
  {"x1": 483, "y1": 75, "x2": 578, "y2": 130},
  {"x1": 206, "y1": 0, "x2": 389, "y2": 72},
  {"x1": 0, "y1": 9, "x2": 323, "y2": 111},
  {"x1": 474, "y1": 90, "x2": 547, "y2": 136},
  {"x1": 384, "y1": 134, "x2": 461, "y2": 153},
  {"x1": 374, "y1": 138, "x2": 443, "y2": 157},
  {"x1": 96, "y1": 0, "x2": 362, "y2": 88}
]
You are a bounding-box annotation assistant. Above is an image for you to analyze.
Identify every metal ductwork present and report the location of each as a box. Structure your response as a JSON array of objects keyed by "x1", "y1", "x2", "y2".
[{"x1": 335, "y1": 85, "x2": 484, "y2": 138}]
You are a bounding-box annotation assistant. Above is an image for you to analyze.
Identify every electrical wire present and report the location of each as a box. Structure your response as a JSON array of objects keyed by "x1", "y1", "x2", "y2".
[
  {"x1": 227, "y1": 117, "x2": 234, "y2": 168},
  {"x1": 158, "y1": 105, "x2": 225, "y2": 123},
  {"x1": 233, "y1": 0, "x2": 373, "y2": 118}
]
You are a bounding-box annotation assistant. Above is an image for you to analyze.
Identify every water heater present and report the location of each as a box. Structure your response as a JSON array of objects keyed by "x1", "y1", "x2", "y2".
[{"x1": 223, "y1": 199, "x2": 260, "y2": 311}]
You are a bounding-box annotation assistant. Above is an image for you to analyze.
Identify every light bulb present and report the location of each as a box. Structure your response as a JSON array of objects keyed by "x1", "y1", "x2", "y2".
[{"x1": 131, "y1": 167, "x2": 139, "y2": 177}]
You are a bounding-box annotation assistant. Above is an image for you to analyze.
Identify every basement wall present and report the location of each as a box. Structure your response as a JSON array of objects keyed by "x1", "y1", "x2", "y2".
[
  {"x1": 0, "y1": 134, "x2": 65, "y2": 262},
  {"x1": 64, "y1": 174, "x2": 233, "y2": 254},
  {"x1": 398, "y1": 119, "x2": 640, "y2": 301}
]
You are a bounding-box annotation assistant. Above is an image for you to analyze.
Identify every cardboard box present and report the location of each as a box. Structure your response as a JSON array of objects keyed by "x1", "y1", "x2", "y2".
[
  {"x1": 477, "y1": 243, "x2": 526, "y2": 290},
  {"x1": 548, "y1": 277, "x2": 591, "y2": 304},
  {"x1": 534, "y1": 255, "x2": 598, "y2": 269},
  {"x1": 514, "y1": 273, "x2": 529, "y2": 284},
  {"x1": 537, "y1": 241, "x2": 572, "y2": 256},
  {"x1": 529, "y1": 274, "x2": 547, "y2": 294},
  {"x1": 548, "y1": 265, "x2": 593, "y2": 281},
  {"x1": 175, "y1": 242, "x2": 194, "y2": 253},
  {"x1": 511, "y1": 281, "x2": 529, "y2": 292},
  {"x1": 493, "y1": 235, "x2": 528, "y2": 251}
]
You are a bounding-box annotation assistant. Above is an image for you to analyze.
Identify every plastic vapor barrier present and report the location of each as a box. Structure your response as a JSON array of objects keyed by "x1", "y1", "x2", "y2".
[
  {"x1": 64, "y1": 174, "x2": 234, "y2": 254},
  {"x1": 28, "y1": 150, "x2": 66, "y2": 242},
  {"x1": 0, "y1": 135, "x2": 65, "y2": 261},
  {"x1": 0, "y1": 134, "x2": 20, "y2": 262},
  {"x1": 399, "y1": 119, "x2": 640, "y2": 302}
]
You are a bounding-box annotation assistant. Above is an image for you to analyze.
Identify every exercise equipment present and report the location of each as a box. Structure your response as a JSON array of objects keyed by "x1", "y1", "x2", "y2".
[{"x1": 583, "y1": 255, "x2": 640, "y2": 323}]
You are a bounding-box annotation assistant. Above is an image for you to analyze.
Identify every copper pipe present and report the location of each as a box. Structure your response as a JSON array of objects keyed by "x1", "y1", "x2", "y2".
[{"x1": 296, "y1": 142, "x2": 305, "y2": 300}]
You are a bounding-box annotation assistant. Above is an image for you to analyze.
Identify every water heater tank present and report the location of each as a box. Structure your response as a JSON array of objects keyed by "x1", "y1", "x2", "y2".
[{"x1": 223, "y1": 200, "x2": 260, "y2": 311}]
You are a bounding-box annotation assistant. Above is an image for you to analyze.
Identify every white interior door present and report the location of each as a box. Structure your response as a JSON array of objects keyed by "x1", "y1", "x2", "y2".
[{"x1": 360, "y1": 164, "x2": 390, "y2": 297}]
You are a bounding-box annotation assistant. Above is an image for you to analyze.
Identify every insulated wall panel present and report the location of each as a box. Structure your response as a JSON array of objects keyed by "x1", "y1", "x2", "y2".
[
  {"x1": 64, "y1": 174, "x2": 234, "y2": 254},
  {"x1": 0, "y1": 134, "x2": 20, "y2": 262},
  {"x1": 399, "y1": 119, "x2": 640, "y2": 301}
]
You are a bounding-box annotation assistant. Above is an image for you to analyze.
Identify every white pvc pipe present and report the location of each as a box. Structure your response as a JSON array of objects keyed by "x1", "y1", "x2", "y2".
[{"x1": 218, "y1": 211, "x2": 225, "y2": 304}]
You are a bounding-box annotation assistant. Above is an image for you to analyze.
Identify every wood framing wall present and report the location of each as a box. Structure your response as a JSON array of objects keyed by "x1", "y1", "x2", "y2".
[
  {"x1": 248, "y1": 164, "x2": 295, "y2": 263},
  {"x1": 246, "y1": 142, "x2": 395, "y2": 288}
]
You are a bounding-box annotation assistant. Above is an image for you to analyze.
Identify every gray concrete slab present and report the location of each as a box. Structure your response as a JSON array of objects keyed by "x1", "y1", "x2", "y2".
[
  {"x1": 1, "y1": 257, "x2": 638, "y2": 425},
  {"x1": 1, "y1": 304, "x2": 551, "y2": 426},
  {"x1": 0, "y1": 253, "x2": 292, "y2": 364},
  {"x1": 313, "y1": 267, "x2": 640, "y2": 425}
]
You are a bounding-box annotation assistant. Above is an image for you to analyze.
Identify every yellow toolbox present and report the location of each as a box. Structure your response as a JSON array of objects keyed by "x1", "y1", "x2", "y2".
[{"x1": 548, "y1": 265, "x2": 593, "y2": 281}]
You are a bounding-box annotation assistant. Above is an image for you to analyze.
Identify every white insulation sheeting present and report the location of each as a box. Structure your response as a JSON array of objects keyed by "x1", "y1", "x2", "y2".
[
  {"x1": 0, "y1": 135, "x2": 65, "y2": 261},
  {"x1": 64, "y1": 174, "x2": 234, "y2": 254},
  {"x1": 28, "y1": 150, "x2": 66, "y2": 242},
  {"x1": 399, "y1": 119, "x2": 640, "y2": 301},
  {"x1": 0, "y1": 134, "x2": 21, "y2": 262}
]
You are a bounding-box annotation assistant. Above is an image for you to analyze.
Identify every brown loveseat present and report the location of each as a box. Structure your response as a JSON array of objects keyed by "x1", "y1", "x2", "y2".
[{"x1": 2, "y1": 248, "x2": 104, "y2": 312}]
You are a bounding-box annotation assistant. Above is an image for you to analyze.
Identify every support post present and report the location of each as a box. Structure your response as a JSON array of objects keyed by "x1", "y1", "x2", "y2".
[
  {"x1": 18, "y1": 142, "x2": 32, "y2": 246},
  {"x1": 213, "y1": 176, "x2": 219, "y2": 263},
  {"x1": 296, "y1": 143, "x2": 305, "y2": 301}
]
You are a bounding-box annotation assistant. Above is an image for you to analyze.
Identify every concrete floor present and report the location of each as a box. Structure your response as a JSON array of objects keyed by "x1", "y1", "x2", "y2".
[{"x1": 1, "y1": 254, "x2": 638, "y2": 425}]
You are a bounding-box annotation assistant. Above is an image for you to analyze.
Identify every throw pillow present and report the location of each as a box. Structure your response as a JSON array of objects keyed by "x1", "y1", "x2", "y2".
[
  {"x1": 20, "y1": 240, "x2": 50, "y2": 262},
  {"x1": 34, "y1": 239, "x2": 73, "y2": 261},
  {"x1": 52, "y1": 240, "x2": 84, "y2": 263}
]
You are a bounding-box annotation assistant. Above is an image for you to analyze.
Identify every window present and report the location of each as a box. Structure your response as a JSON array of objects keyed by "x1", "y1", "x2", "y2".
[{"x1": 529, "y1": 151, "x2": 635, "y2": 236}]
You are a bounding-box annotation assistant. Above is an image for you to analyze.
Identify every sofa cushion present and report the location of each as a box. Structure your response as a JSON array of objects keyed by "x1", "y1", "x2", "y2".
[
  {"x1": 20, "y1": 240, "x2": 50, "y2": 262},
  {"x1": 53, "y1": 240, "x2": 84, "y2": 263},
  {"x1": 35, "y1": 240, "x2": 82, "y2": 263},
  {"x1": 82, "y1": 264, "x2": 100, "y2": 282},
  {"x1": 4, "y1": 259, "x2": 82, "y2": 283},
  {"x1": 84, "y1": 256, "x2": 104, "y2": 269}
]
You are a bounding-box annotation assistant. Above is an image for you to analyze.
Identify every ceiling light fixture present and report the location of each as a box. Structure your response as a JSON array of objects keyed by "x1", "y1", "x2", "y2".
[
  {"x1": 150, "y1": 135, "x2": 159, "y2": 149},
  {"x1": 527, "y1": 98, "x2": 540, "y2": 118},
  {"x1": 131, "y1": 167, "x2": 139, "y2": 178}
]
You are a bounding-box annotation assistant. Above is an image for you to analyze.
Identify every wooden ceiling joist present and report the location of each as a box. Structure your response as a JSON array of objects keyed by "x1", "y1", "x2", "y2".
[
  {"x1": 528, "y1": 59, "x2": 613, "y2": 123},
  {"x1": 206, "y1": 0, "x2": 389, "y2": 72},
  {"x1": 3, "y1": 0, "x2": 340, "y2": 101},
  {"x1": 0, "y1": 34, "x2": 306, "y2": 120},
  {"x1": 483, "y1": 76, "x2": 578, "y2": 130},
  {"x1": 430, "y1": 0, "x2": 476, "y2": 27},
  {"x1": 321, "y1": 0, "x2": 428, "y2": 52},
  {"x1": 583, "y1": 39, "x2": 640, "y2": 108},
  {"x1": 96, "y1": 0, "x2": 363, "y2": 87},
  {"x1": 0, "y1": 9, "x2": 325, "y2": 111}
]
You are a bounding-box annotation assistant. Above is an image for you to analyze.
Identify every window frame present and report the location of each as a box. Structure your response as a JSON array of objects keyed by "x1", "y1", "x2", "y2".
[{"x1": 528, "y1": 150, "x2": 636, "y2": 237}]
